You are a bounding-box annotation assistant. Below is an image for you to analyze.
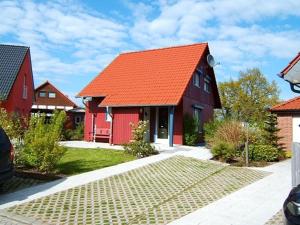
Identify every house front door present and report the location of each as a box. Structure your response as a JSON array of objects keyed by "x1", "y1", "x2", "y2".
[{"x1": 155, "y1": 107, "x2": 169, "y2": 144}]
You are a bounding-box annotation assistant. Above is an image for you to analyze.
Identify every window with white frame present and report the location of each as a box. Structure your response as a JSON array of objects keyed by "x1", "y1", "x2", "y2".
[
  {"x1": 194, "y1": 108, "x2": 202, "y2": 132},
  {"x1": 193, "y1": 73, "x2": 200, "y2": 87},
  {"x1": 204, "y1": 76, "x2": 211, "y2": 93},
  {"x1": 49, "y1": 92, "x2": 56, "y2": 98},
  {"x1": 22, "y1": 75, "x2": 28, "y2": 99},
  {"x1": 39, "y1": 91, "x2": 46, "y2": 97},
  {"x1": 105, "y1": 107, "x2": 112, "y2": 122}
]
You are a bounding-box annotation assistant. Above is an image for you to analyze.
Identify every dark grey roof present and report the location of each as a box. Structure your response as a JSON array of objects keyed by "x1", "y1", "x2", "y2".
[{"x1": 0, "y1": 44, "x2": 29, "y2": 100}]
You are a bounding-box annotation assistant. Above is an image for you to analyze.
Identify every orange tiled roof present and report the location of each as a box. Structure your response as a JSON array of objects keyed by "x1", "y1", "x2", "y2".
[
  {"x1": 271, "y1": 96, "x2": 300, "y2": 111},
  {"x1": 78, "y1": 43, "x2": 209, "y2": 106},
  {"x1": 280, "y1": 52, "x2": 300, "y2": 76}
]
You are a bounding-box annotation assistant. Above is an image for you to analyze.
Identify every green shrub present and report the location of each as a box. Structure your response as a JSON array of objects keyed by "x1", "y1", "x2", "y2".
[
  {"x1": 248, "y1": 144, "x2": 279, "y2": 162},
  {"x1": 183, "y1": 114, "x2": 199, "y2": 146},
  {"x1": 211, "y1": 142, "x2": 236, "y2": 162},
  {"x1": 124, "y1": 121, "x2": 158, "y2": 158},
  {"x1": 22, "y1": 111, "x2": 67, "y2": 173},
  {"x1": 63, "y1": 123, "x2": 84, "y2": 140},
  {"x1": 206, "y1": 119, "x2": 245, "y2": 150},
  {"x1": 204, "y1": 119, "x2": 224, "y2": 146},
  {"x1": 0, "y1": 108, "x2": 25, "y2": 140}
]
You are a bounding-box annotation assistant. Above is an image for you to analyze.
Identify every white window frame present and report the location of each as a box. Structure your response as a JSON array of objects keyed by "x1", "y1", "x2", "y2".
[
  {"x1": 39, "y1": 91, "x2": 47, "y2": 98},
  {"x1": 194, "y1": 73, "x2": 200, "y2": 88},
  {"x1": 48, "y1": 92, "x2": 56, "y2": 98},
  {"x1": 204, "y1": 76, "x2": 211, "y2": 93},
  {"x1": 105, "y1": 107, "x2": 112, "y2": 122}
]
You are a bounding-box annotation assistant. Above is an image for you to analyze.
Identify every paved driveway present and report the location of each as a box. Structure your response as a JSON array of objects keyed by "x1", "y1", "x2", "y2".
[{"x1": 0, "y1": 156, "x2": 267, "y2": 225}]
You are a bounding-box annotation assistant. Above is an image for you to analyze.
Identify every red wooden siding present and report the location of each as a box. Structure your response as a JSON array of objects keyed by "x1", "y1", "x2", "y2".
[
  {"x1": 1, "y1": 51, "x2": 34, "y2": 118},
  {"x1": 112, "y1": 107, "x2": 140, "y2": 145}
]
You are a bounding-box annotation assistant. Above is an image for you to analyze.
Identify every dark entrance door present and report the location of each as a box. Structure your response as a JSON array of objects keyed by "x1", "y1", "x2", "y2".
[{"x1": 158, "y1": 108, "x2": 168, "y2": 139}]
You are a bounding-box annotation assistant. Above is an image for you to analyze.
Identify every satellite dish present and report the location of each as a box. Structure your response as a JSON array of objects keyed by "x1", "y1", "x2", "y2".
[{"x1": 207, "y1": 54, "x2": 216, "y2": 67}]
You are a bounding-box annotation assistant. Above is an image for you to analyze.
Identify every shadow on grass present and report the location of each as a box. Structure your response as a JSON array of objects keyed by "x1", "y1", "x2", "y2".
[{"x1": 56, "y1": 159, "x2": 128, "y2": 175}]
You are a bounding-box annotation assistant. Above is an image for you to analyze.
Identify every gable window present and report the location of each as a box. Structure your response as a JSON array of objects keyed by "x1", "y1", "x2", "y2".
[
  {"x1": 204, "y1": 76, "x2": 211, "y2": 93},
  {"x1": 49, "y1": 92, "x2": 56, "y2": 98},
  {"x1": 22, "y1": 74, "x2": 28, "y2": 99},
  {"x1": 105, "y1": 107, "x2": 112, "y2": 122},
  {"x1": 193, "y1": 68, "x2": 203, "y2": 88},
  {"x1": 39, "y1": 91, "x2": 46, "y2": 97}
]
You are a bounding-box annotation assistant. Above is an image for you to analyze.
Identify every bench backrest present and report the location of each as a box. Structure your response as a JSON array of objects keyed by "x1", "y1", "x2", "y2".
[{"x1": 95, "y1": 128, "x2": 110, "y2": 135}]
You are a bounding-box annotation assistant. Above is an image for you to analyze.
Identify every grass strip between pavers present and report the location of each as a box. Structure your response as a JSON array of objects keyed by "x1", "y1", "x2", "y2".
[{"x1": 3, "y1": 156, "x2": 270, "y2": 225}]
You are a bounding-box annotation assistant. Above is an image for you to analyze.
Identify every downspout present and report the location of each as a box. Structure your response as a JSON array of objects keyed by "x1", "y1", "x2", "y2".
[{"x1": 108, "y1": 106, "x2": 114, "y2": 145}]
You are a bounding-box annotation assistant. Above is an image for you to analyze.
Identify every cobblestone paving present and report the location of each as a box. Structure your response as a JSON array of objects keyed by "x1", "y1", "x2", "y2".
[
  {"x1": 265, "y1": 210, "x2": 284, "y2": 225},
  {"x1": 0, "y1": 176, "x2": 44, "y2": 195},
  {"x1": 3, "y1": 156, "x2": 269, "y2": 225}
]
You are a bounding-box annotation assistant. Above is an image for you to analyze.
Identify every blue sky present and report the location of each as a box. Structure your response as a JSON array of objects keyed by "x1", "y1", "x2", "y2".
[{"x1": 1, "y1": 0, "x2": 300, "y2": 105}]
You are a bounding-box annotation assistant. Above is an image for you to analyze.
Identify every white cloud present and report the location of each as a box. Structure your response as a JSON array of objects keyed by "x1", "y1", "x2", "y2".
[
  {"x1": 0, "y1": 0, "x2": 129, "y2": 87},
  {"x1": 128, "y1": 0, "x2": 300, "y2": 82}
]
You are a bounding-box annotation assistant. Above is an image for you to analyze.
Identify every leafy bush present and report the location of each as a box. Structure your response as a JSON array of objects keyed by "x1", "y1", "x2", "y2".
[
  {"x1": 248, "y1": 144, "x2": 280, "y2": 162},
  {"x1": 207, "y1": 120, "x2": 245, "y2": 150},
  {"x1": 0, "y1": 108, "x2": 25, "y2": 140},
  {"x1": 183, "y1": 114, "x2": 199, "y2": 146},
  {"x1": 123, "y1": 120, "x2": 158, "y2": 158},
  {"x1": 204, "y1": 119, "x2": 224, "y2": 146},
  {"x1": 211, "y1": 142, "x2": 236, "y2": 162},
  {"x1": 22, "y1": 111, "x2": 67, "y2": 173},
  {"x1": 63, "y1": 123, "x2": 84, "y2": 140}
]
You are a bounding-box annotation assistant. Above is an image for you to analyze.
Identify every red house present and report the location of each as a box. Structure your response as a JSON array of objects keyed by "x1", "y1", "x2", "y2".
[
  {"x1": 78, "y1": 43, "x2": 221, "y2": 146},
  {"x1": 0, "y1": 44, "x2": 34, "y2": 117},
  {"x1": 32, "y1": 81, "x2": 85, "y2": 129}
]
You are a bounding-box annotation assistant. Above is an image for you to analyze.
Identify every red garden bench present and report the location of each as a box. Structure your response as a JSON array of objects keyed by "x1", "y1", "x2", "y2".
[{"x1": 94, "y1": 128, "x2": 110, "y2": 139}]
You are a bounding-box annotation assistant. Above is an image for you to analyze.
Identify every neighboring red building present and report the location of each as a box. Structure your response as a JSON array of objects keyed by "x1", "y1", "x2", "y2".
[
  {"x1": 271, "y1": 97, "x2": 300, "y2": 151},
  {"x1": 32, "y1": 81, "x2": 85, "y2": 129},
  {"x1": 271, "y1": 52, "x2": 300, "y2": 150},
  {"x1": 0, "y1": 44, "x2": 35, "y2": 117},
  {"x1": 78, "y1": 43, "x2": 221, "y2": 146}
]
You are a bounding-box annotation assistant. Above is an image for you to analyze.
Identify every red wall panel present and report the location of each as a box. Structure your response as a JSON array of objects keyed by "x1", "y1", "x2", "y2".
[
  {"x1": 112, "y1": 107, "x2": 140, "y2": 145},
  {"x1": 2, "y1": 51, "x2": 34, "y2": 118}
]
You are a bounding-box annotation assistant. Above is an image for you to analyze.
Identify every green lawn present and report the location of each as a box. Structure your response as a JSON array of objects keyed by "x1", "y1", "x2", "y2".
[{"x1": 56, "y1": 148, "x2": 136, "y2": 175}]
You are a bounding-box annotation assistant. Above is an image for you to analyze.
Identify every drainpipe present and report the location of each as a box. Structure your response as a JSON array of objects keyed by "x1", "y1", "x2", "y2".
[{"x1": 108, "y1": 106, "x2": 114, "y2": 145}]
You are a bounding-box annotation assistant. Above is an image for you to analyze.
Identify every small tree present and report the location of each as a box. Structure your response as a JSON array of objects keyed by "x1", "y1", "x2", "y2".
[
  {"x1": 22, "y1": 111, "x2": 67, "y2": 173},
  {"x1": 124, "y1": 120, "x2": 158, "y2": 158},
  {"x1": 262, "y1": 113, "x2": 282, "y2": 149}
]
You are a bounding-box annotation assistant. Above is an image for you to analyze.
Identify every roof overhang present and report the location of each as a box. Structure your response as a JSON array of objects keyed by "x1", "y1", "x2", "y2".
[{"x1": 98, "y1": 103, "x2": 177, "y2": 107}]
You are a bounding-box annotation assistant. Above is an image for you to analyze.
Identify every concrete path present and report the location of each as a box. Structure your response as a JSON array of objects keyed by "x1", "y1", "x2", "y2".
[
  {"x1": 0, "y1": 146, "x2": 212, "y2": 210},
  {"x1": 168, "y1": 159, "x2": 291, "y2": 225}
]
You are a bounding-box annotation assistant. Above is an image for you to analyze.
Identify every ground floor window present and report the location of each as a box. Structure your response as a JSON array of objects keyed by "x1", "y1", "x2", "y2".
[
  {"x1": 194, "y1": 108, "x2": 202, "y2": 132},
  {"x1": 75, "y1": 116, "x2": 82, "y2": 125}
]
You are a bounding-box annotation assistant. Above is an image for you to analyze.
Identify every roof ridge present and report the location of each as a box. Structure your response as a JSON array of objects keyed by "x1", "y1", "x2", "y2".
[
  {"x1": 0, "y1": 43, "x2": 29, "y2": 49},
  {"x1": 120, "y1": 42, "x2": 208, "y2": 55},
  {"x1": 272, "y1": 96, "x2": 300, "y2": 109}
]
